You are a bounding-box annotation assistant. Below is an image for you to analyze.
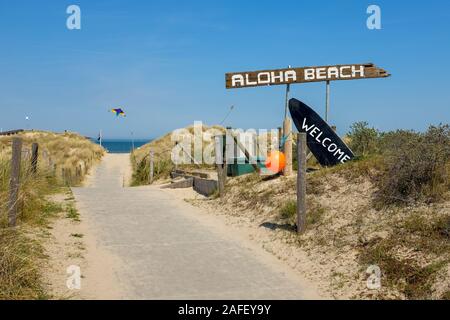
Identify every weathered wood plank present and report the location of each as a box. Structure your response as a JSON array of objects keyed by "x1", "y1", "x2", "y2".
[
  {"x1": 8, "y1": 138, "x2": 22, "y2": 227},
  {"x1": 297, "y1": 133, "x2": 307, "y2": 234},
  {"x1": 226, "y1": 63, "x2": 390, "y2": 89},
  {"x1": 31, "y1": 143, "x2": 39, "y2": 175}
]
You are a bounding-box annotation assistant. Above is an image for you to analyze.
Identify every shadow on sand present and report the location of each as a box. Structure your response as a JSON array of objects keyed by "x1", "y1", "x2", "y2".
[{"x1": 259, "y1": 222, "x2": 296, "y2": 232}]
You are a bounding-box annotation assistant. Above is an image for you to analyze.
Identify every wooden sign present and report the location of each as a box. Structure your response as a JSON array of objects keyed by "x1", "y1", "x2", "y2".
[
  {"x1": 226, "y1": 63, "x2": 390, "y2": 89},
  {"x1": 289, "y1": 98, "x2": 355, "y2": 167}
]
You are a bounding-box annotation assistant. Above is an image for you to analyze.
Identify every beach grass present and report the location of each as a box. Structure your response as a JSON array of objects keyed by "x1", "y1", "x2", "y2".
[
  {"x1": 131, "y1": 124, "x2": 224, "y2": 185},
  {"x1": 0, "y1": 130, "x2": 104, "y2": 300}
]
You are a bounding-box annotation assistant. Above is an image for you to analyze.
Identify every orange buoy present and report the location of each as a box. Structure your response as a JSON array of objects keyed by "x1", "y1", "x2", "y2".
[{"x1": 265, "y1": 151, "x2": 286, "y2": 173}]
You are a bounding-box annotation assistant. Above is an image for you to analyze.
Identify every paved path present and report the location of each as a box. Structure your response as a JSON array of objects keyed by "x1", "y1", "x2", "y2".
[{"x1": 72, "y1": 154, "x2": 319, "y2": 299}]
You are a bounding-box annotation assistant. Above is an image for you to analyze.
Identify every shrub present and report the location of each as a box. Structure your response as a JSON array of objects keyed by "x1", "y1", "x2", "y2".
[
  {"x1": 131, "y1": 157, "x2": 174, "y2": 186},
  {"x1": 378, "y1": 129, "x2": 419, "y2": 154},
  {"x1": 347, "y1": 121, "x2": 380, "y2": 157},
  {"x1": 375, "y1": 124, "x2": 450, "y2": 205},
  {"x1": 280, "y1": 200, "x2": 297, "y2": 220},
  {"x1": 279, "y1": 199, "x2": 325, "y2": 227}
]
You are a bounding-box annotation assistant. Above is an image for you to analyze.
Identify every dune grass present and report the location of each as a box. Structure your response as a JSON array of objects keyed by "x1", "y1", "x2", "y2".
[
  {"x1": 0, "y1": 131, "x2": 104, "y2": 186},
  {"x1": 0, "y1": 130, "x2": 104, "y2": 300},
  {"x1": 131, "y1": 124, "x2": 224, "y2": 185}
]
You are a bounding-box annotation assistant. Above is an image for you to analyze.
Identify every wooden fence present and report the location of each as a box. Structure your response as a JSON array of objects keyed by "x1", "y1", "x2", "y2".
[
  {"x1": 4, "y1": 137, "x2": 89, "y2": 227},
  {"x1": 160, "y1": 130, "x2": 309, "y2": 234}
]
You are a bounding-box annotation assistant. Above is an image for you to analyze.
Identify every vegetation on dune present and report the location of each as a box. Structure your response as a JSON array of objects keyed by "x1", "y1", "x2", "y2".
[
  {"x1": 0, "y1": 131, "x2": 104, "y2": 186},
  {"x1": 131, "y1": 124, "x2": 224, "y2": 185},
  {"x1": 130, "y1": 119, "x2": 450, "y2": 299},
  {"x1": 197, "y1": 121, "x2": 449, "y2": 299},
  {"x1": 311, "y1": 123, "x2": 449, "y2": 299},
  {"x1": 0, "y1": 130, "x2": 104, "y2": 300},
  {"x1": 359, "y1": 211, "x2": 450, "y2": 299},
  {"x1": 346, "y1": 122, "x2": 450, "y2": 205}
]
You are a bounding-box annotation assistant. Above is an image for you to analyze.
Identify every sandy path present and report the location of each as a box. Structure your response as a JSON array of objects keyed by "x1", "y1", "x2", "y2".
[{"x1": 71, "y1": 154, "x2": 321, "y2": 299}]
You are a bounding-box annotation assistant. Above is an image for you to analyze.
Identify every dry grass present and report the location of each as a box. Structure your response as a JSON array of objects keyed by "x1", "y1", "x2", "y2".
[
  {"x1": 187, "y1": 155, "x2": 450, "y2": 299},
  {"x1": 0, "y1": 131, "x2": 104, "y2": 186},
  {"x1": 131, "y1": 124, "x2": 224, "y2": 185},
  {"x1": 132, "y1": 122, "x2": 449, "y2": 299},
  {"x1": 0, "y1": 130, "x2": 104, "y2": 300},
  {"x1": 0, "y1": 229, "x2": 47, "y2": 299}
]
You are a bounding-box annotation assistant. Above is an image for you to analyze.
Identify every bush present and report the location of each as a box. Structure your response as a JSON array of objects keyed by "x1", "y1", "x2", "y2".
[
  {"x1": 375, "y1": 124, "x2": 450, "y2": 205},
  {"x1": 131, "y1": 156, "x2": 173, "y2": 186},
  {"x1": 347, "y1": 121, "x2": 380, "y2": 157},
  {"x1": 280, "y1": 200, "x2": 297, "y2": 220},
  {"x1": 279, "y1": 199, "x2": 325, "y2": 227}
]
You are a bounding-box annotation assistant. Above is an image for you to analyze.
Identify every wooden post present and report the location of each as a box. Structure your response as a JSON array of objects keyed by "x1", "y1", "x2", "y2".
[
  {"x1": 278, "y1": 127, "x2": 282, "y2": 151},
  {"x1": 297, "y1": 133, "x2": 307, "y2": 234},
  {"x1": 62, "y1": 168, "x2": 66, "y2": 185},
  {"x1": 174, "y1": 142, "x2": 179, "y2": 171},
  {"x1": 283, "y1": 118, "x2": 293, "y2": 176},
  {"x1": 31, "y1": 143, "x2": 38, "y2": 175},
  {"x1": 225, "y1": 127, "x2": 234, "y2": 163},
  {"x1": 8, "y1": 138, "x2": 22, "y2": 227},
  {"x1": 149, "y1": 149, "x2": 154, "y2": 184},
  {"x1": 232, "y1": 135, "x2": 260, "y2": 173},
  {"x1": 325, "y1": 80, "x2": 330, "y2": 123},
  {"x1": 215, "y1": 135, "x2": 226, "y2": 197}
]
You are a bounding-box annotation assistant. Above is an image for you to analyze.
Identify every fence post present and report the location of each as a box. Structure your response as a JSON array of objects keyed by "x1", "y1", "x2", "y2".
[
  {"x1": 174, "y1": 142, "x2": 179, "y2": 171},
  {"x1": 215, "y1": 135, "x2": 227, "y2": 197},
  {"x1": 297, "y1": 133, "x2": 307, "y2": 234},
  {"x1": 283, "y1": 118, "x2": 293, "y2": 176},
  {"x1": 148, "y1": 149, "x2": 154, "y2": 184},
  {"x1": 62, "y1": 168, "x2": 66, "y2": 185},
  {"x1": 8, "y1": 137, "x2": 22, "y2": 227},
  {"x1": 278, "y1": 127, "x2": 283, "y2": 151},
  {"x1": 31, "y1": 143, "x2": 39, "y2": 175}
]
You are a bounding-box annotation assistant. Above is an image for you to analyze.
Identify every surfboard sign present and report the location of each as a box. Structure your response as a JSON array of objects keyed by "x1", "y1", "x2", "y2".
[{"x1": 289, "y1": 98, "x2": 355, "y2": 167}]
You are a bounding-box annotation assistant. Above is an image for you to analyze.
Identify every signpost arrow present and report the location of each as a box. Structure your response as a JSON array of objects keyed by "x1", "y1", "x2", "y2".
[{"x1": 225, "y1": 63, "x2": 390, "y2": 89}]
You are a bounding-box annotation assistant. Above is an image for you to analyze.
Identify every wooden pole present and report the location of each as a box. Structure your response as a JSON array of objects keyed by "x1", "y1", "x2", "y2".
[
  {"x1": 325, "y1": 80, "x2": 330, "y2": 123},
  {"x1": 284, "y1": 83, "x2": 291, "y2": 120},
  {"x1": 62, "y1": 168, "x2": 66, "y2": 185},
  {"x1": 283, "y1": 118, "x2": 293, "y2": 176},
  {"x1": 297, "y1": 133, "x2": 307, "y2": 234},
  {"x1": 215, "y1": 135, "x2": 226, "y2": 196},
  {"x1": 149, "y1": 149, "x2": 154, "y2": 184},
  {"x1": 225, "y1": 127, "x2": 234, "y2": 162},
  {"x1": 8, "y1": 138, "x2": 22, "y2": 227},
  {"x1": 31, "y1": 143, "x2": 38, "y2": 175},
  {"x1": 174, "y1": 142, "x2": 178, "y2": 171},
  {"x1": 232, "y1": 134, "x2": 260, "y2": 173},
  {"x1": 278, "y1": 127, "x2": 282, "y2": 151}
]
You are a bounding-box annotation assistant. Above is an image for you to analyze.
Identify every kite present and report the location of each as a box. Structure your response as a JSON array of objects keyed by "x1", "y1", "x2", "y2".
[{"x1": 111, "y1": 108, "x2": 126, "y2": 117}]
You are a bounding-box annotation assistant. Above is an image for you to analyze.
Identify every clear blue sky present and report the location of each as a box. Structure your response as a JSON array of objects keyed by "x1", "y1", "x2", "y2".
[{"x1": 0, "y1": 0, "x2": 449, "y2": 139}]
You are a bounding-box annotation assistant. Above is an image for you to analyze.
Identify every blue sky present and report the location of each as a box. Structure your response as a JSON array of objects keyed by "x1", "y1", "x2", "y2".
[{"x1": 0, "y1": 0, "x2": 449, "y2": 139}]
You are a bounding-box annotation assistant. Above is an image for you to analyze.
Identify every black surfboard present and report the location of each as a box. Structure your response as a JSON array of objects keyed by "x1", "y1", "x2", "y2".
[{"x1": 289, "y1": 98, "x2": 355, "y2": 167}]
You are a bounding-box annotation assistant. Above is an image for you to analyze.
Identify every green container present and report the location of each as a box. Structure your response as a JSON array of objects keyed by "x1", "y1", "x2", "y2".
[{"x1": 227, "y1": 157, "x2": 266, "y2": 177}]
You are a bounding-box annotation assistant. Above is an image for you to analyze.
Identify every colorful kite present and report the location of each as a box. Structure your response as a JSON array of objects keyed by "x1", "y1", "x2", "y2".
[{"x1": 111, "y1": 108, "x2": 126, "y2": 117}]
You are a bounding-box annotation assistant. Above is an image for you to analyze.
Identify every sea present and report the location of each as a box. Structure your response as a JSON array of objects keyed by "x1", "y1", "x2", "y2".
[{"x1": 91, "y1": 139, "x2": 151, "y2": 154}]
